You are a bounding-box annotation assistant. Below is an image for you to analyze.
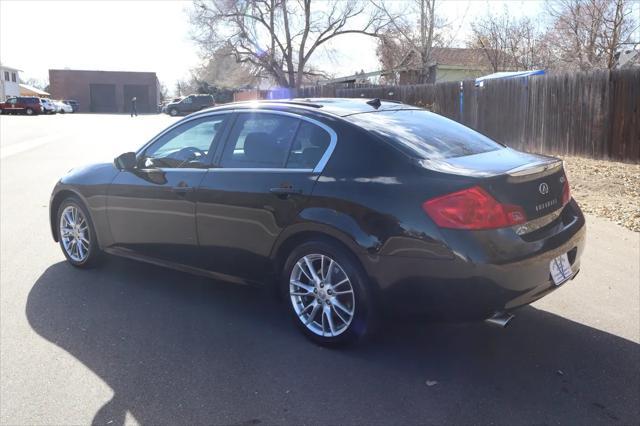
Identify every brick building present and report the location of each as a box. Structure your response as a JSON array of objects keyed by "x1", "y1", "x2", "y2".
[{"x1": 48, "y1": 69, "x2": 160, "y2": 113}]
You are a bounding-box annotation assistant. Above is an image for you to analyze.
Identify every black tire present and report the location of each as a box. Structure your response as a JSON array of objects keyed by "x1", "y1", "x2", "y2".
[
  {"x1": 282, "y1": 239, "x2": 377, "y2": 346},
  {"x1": 56, "y1": 197, "x2": 102, "y2": 268},
  {"x1": 169, "y1": 108, "x2": 178, "y2": 117}
]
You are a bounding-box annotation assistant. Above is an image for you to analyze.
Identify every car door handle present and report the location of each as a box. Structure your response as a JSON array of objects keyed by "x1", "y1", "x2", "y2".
[
  {"x1": 172, "y1": 186, "x2": 195, "y2": 194},
  {"x1": 269, "y1": 186, "x2": 301, "y2": 198}
]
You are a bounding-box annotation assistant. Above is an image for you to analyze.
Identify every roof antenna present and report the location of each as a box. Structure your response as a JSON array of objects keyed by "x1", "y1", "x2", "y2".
[{"x1": 366, "y1": 98, "x2": 382, "y2": 109}]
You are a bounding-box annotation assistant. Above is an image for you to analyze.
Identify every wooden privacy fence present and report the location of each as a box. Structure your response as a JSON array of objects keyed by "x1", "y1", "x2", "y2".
[{"x1": 282, "y1": 69, "x2": 639, "y2": 162}]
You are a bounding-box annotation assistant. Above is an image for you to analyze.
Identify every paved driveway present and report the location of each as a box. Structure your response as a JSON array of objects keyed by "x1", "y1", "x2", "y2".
[{"x1": 1, "y1": 114, "x2": 638, "y2": 425}]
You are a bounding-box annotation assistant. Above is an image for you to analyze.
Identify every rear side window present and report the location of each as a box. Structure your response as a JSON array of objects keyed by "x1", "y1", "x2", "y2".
[
  {"x1": 220, "y1": 113, "x2": 299, "y2": 168},
  {"x1": 347, "y1": 109, "x2": 502, "y2": 159},
  {"x1": 286, "y1": 121, "x2": 331, "y2": 169}
]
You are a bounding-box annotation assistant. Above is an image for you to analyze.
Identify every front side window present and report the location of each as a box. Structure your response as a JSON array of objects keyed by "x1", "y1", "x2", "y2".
[
  {"x1": 11, "y1": 73, "x2": 16, "y2": 82},
  {"x1": 4, "y1": 72, "x2": 9, "y2": 81},
  {"x1": 141, "y1": 115, "x2": 227, "y2": 168},
  {"x1": 347, "y1": 109, "x2": 503, "y2": 159},
  {"x1": 220, "y1": 113, "x2": 300, "y2": 168},
  {"x1": 182, "y1": 96, "x2": 193, "y2": 104}
]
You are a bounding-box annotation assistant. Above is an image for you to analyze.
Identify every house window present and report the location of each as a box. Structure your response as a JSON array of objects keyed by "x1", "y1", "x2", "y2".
[
  {"x1": 3, "y1": 72, "x2": 9, "y2": 81},
  {"x1": 11, "y1": 73, "x2": 16, "y2": 82}
]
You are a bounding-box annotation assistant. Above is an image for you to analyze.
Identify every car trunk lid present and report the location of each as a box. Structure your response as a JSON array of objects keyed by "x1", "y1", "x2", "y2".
[{"x1": 419, "y1": 148, "x2": 567, "y2": 221}]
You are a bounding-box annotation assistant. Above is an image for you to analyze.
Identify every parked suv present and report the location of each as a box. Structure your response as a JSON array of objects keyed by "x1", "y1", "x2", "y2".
[
  {"x1": 164, "y1": 94, "x2": 214, "y2": 116},
  {"x1": 0, "y1": 97, "x2": 43, "y2": 115}
]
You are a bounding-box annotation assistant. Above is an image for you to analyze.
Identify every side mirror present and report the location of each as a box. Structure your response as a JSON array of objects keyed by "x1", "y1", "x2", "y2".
[{"x1": 114, "y1": 152, "x2": 137, "y2": 171}]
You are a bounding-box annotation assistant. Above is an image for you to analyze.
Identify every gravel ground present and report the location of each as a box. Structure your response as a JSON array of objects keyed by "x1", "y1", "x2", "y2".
[{"x1": 562, "y1": 156, "x2": 640, "y2": 232}]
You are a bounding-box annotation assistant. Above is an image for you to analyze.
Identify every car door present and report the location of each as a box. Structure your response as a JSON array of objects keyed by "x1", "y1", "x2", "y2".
[
  {"x1": 106, "y1": 112, "x2": 230, "y2": 264},
  {"x1": 195, "y1": 110, "x2": 336, "y2": 282},
  {"x1": 5, "y1": 98, "x2": 18, "y2": 112},
  {"x1": 180, "y1": 95, "x2": 195, "y2": 113}
]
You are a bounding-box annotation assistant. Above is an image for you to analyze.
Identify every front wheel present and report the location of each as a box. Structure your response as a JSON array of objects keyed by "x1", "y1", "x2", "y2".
[
  {"x1": 25, "y1": 108, "x2": 34, "y2": 115},
  {"x1": 57, "y1": 198, "x2": 101, "y2": 267},
  {"x1": 282, "y1": 240, "x2": 377, "y2": 346},
  {"x1": 169, "y1": 108, "x2": 178, "y2": 116}
]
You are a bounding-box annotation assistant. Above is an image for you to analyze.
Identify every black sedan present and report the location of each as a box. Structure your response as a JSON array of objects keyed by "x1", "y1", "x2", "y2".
[{"x1": 49, "y1": 98, "x2": 586, "y2": 345}]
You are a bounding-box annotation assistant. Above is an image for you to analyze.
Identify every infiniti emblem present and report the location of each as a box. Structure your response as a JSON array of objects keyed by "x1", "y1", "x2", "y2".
[{"x1": 539, "y1": 182, "x2": 550, "y2": 195}]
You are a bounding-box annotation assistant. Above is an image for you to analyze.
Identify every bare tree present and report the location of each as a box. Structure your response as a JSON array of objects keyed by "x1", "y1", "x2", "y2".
[
  {"x1": 468, "y1": 7, "x2": 548, "y2": 72},
  {"x1": 545, "y1": 0, "x2": 639, "y2": 70},
  {"x1": 189, "y1": 0, "x2": 389, "y2": 89},
  {"x1": 372, "y1": 0, "x2": 444, "y2": 83},
  {"x1": 376, "y1": 25, "x2": 414, "y2": 84},
  {"x1": 194, "y1": 46, "x2": 262, "y2": 89}
]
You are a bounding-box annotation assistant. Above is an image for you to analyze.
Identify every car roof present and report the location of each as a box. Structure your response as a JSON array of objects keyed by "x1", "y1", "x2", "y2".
[{"x1": 194, "y1": 98, "x2": 418, "y2": 118}]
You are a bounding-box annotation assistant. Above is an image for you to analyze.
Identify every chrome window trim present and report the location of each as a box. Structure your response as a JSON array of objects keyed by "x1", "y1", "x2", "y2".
[
  {"x1": 208, "y1": 168, "x2": 313, "y2": 173},
  {"x1": 135, "y1": 108, "x2": 338, "y2": 173}
]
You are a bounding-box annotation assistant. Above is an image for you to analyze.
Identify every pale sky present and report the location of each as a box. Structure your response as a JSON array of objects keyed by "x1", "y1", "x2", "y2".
[{"x1": 0, "y1": 0, "x2": 545, "y2": 91}]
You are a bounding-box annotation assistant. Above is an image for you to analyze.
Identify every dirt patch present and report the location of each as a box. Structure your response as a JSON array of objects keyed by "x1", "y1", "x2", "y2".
[{"x1": 561, "y1": 156, "x2": 640, "y2": 232}]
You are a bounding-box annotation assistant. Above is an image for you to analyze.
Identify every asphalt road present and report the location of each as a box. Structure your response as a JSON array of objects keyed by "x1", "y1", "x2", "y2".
[{"x1": 1, "y1": 114, "x2": 639, "y2": 425}]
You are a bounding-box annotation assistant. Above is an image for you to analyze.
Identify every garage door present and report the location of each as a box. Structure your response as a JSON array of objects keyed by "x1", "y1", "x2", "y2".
[
  {"x1": 123, "y1": 85, "x2": 150, "y2": 113},
  {"x1": 89, "y1": 84, "x2": 116, "y2": 112}
]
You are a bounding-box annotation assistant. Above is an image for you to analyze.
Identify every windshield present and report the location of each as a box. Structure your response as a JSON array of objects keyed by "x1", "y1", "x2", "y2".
[{"x1": 347, "y1": 109, "x2": 503, "y2": 159}]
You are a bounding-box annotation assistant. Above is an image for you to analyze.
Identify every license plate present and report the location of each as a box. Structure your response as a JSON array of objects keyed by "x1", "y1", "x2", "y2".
[{"x1": 550, "y1": 253, "x2": 572, "y2": 286}]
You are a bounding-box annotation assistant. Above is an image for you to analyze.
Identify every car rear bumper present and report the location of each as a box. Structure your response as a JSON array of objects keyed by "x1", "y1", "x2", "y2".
[{"x1": 361, "y1": 200, "x2": 586, "y2": 319}]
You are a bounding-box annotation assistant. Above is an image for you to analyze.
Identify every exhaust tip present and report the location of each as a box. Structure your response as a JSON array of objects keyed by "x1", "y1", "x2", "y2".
[{"x1": 485, "y1": 312, "x2": 515, "y2": 328}]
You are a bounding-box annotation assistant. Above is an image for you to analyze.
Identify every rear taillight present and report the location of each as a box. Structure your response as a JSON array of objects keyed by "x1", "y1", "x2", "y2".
[
  {"x1": 562, "y1": 175, "x2": 571, "y2": 205},
  {"x1": 422, "y1": 186, "x2": 527, "y2": 230}
]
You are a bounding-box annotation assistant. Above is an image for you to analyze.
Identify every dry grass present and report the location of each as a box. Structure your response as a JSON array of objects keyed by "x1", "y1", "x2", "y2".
[{"x1": 561, "y1": 156, "x2": 640, "y2": 232}]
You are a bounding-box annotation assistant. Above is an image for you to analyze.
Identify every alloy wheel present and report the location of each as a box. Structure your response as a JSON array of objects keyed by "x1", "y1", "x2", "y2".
[
  {"x1": 59, "y1": 205, "x2": 90, "y2": 262},
  {"x1": 289, "y1": 254, "x2": 356, "y2": 337}
]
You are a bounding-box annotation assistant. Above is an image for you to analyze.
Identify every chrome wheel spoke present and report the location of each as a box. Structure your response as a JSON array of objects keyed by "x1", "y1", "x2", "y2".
[
  {"x1": 332, "y1": 299, "x2": 353, "y2": 317},
  {"x1": 304, "y1": 302, "x2": 321, "y2": 325},
  {"x1": 331, "y1": 304, "x2": 349, "y2": 324},
  {"x1": 326, "y1": 259, "x2": 335, "y2": 280},
  {"x1": 290, "y1": 280, "x2": 314, "y2": 293},
  {"x1": 303, "y1": 256, "x2": 321, "y2": 284},
  {"x1": 334, "y1": 278, "x2": 350, "y2": 288},
  {"x1": 323, "y1": 305, "x2": 336, "y2": 336}
]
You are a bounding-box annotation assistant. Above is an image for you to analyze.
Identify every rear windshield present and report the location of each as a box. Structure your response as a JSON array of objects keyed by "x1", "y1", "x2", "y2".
[{"x1": 347, "y1": 109, "x2": 502, "y2": 159}]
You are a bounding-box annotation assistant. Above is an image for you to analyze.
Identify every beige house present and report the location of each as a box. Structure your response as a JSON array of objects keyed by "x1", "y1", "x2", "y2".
[
  {"x1": 394, "y1": 48, "x2": 494, "y2": 84},
  {"x1": 19, "y1": 84, "x2": 50, "y2": 97}
]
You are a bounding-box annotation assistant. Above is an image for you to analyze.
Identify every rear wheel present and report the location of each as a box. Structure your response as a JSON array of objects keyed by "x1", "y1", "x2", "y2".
[
  {"x1": 282, "y1": 240, "x2": 377, "y2": 346},
  {"x1": 57, "y1": 198, "x2": 101, "y2": 267}
]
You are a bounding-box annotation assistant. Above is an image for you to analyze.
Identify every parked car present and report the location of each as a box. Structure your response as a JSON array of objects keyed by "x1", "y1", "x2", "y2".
[
  {"x1": 40, "y1": 98, "x2": 57, "y2": 114},
  {"x1": 49, "y1": 98, "x2": 586, "y2": 346},
  {"x1": 62, "y1": 100, "x2": 79, "y2": 112},
  {"x1": 0, "y1": 97, "x2": 43, "y2": 115},
  {"x1": 53, "y1": 100, "x2": 73, "y2": 113},
  {"x1": 163, "y1": 94, "x2": 214, "y2": 116}
]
